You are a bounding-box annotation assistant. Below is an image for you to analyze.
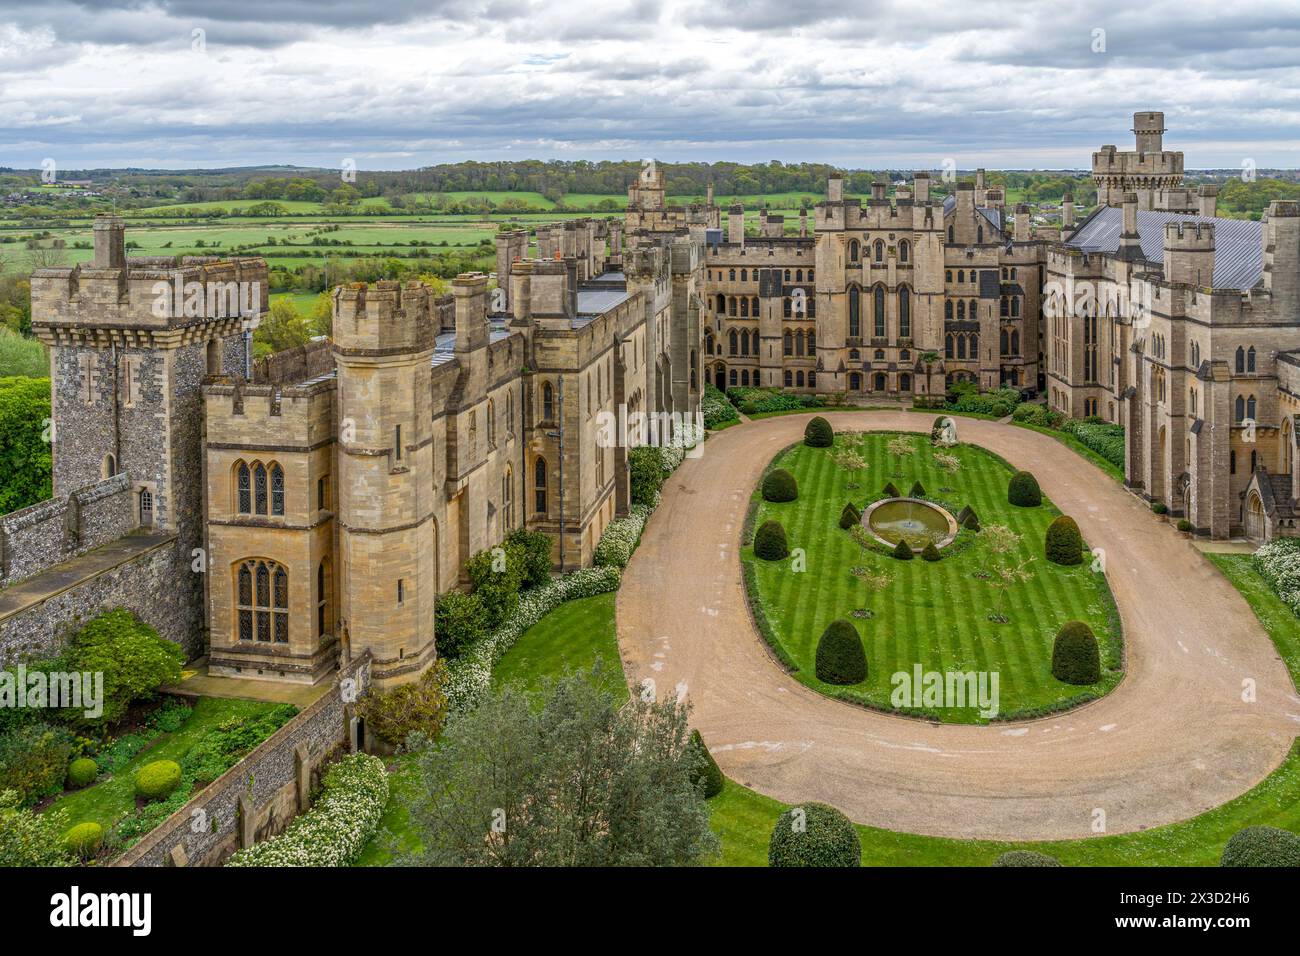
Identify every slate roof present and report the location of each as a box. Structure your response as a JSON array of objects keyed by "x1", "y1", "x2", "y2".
[
  {"x1": 942, "y1": 195, "x2": 1003, "y2": 232},
  {"x1": 1065, "y1": 207, "x2": 1262, "y2": 290}
]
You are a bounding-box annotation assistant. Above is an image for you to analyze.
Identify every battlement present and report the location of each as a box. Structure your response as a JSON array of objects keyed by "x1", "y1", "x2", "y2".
[
  {"x1": 331, "y1": 280, "x2": 435, "y2": 356},
  {"x1": 1164, "y1": 221, "x2": 1215, "y2": 246},
  {"x1": 205, "y1": 376, "x2": 336, "y2": 447}
]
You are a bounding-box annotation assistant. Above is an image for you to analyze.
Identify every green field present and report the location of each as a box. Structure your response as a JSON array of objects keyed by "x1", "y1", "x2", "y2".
[{"x1": 745, "y1": 432, "x2": 1122, "y2": 722}]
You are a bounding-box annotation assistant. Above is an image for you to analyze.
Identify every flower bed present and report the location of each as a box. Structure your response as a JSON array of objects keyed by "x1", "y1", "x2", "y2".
[
  {"x1": 593, "y1": 502, "x2": 653, "y2": 568},
  {"x1": 225, "y1": 753, "x2": 389, "y2": 867},
  {"x1": 1253, "y1": 538, "x2": 1300, "y2": 616}
]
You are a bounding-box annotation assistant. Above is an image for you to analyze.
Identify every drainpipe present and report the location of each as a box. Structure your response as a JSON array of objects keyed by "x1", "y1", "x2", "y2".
[{"x1": 557, "y1": 376, "x2": 566, "y2": 572}]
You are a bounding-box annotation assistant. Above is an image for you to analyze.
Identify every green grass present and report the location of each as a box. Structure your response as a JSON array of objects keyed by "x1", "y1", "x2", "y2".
[
  {"x1": 744, "y1": 432, "x2": 1122, "y2": 722},
  {"x1": 0, "y1": 328, "x2": 48, "y2": 378},
  {"x1": 44, "y1": 697, "x2": 285, "y2": 833},
  {"x1": 1012, "y1": 420, "x2": 1125, "y2": 482},
  {"x1": 1206, "y1": 553, "x2": 1300, "y2": 690},
  {"x1": 491, "y1": 592, "x2": 626, "y2": 701}
]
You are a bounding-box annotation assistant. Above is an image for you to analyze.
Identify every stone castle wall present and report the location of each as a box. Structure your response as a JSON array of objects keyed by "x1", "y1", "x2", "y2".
[{"x1": 0, "y1": 473, "x2": 134, "y2": 587}]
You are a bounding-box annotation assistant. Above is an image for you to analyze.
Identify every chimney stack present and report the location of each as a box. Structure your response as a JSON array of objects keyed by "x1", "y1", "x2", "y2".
[
  {"x1": 1062, "y1": 192, "x2": 1075, "y2": 231},
  {"x1": 451, "y1": 272, "x2": 489, "y2": 352},
  {"x1": 828, "y1": 173, "x2": 844, "y2": 202},
  {"x1": 1163, "y1": 221, "x2": 1216, "y2": 287},
  {"x1": 728, "y1": 203, "x2": 745, "y2": 245},
  {"x1": 1198, "y1": 184, "x2": 1218, "y2": 218},
  {"x1": 92, "y1": 215, "x2": 126, "y2": 270},
  {"x1": 1118, "y1": 193, "x2": 1142, "y2": 260},
  {"x1": 913, "y1": 171, "x2": 930, "y2": 204},
  {"x1": 1013, "y1": 203, "x2": 1032, "y2": 242}
]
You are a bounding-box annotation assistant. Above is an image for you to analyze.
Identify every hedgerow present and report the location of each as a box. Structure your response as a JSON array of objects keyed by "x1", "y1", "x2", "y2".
[{"x1": 226, "y1": 753, "x2": 389, "y2": 867}]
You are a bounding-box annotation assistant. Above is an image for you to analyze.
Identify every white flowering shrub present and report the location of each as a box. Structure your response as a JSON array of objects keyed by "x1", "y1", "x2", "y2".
[
  {"x1": 445, "y1": 565, "x2": 623, "y2": 710},
  {"x1": 1253, "y1": 537, "x2": 1300, "y2": 616},
  {"x1": 225, "y1": 753, "x2": 388, "y2": 867},
  {"x1": 594, "y1": 503, "x2": 653, "y2": 568}
]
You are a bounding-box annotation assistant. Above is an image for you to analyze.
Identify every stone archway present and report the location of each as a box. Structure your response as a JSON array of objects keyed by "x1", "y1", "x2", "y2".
[{"x1": 1245, "y1": 489, "x2": 1267, "y2": 543}]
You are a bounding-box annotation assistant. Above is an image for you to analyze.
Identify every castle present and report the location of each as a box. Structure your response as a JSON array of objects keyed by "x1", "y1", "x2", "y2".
[{"x1": 4, "y1": 110, "x2": 1299, "y2": 690}]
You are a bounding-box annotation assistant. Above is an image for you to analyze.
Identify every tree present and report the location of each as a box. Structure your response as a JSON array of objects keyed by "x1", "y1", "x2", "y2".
[
  {"x1": 688, "y1": 729, "x2": 724, "y2": 798},
  {"x1": 886, "y1": 435, "x2": 913, "y2": 476},
  {"x1": 1045, "y1": 515, "x2": 1084, "y2": 565},
  {"x1": 815, "y1": 619, "x2": 867, "y2": 684},
  {"x1": 0, "y1": 790, "x2": 71, "y2": 867},
  {"x1": 0, "y1": 375, "x2": 53, "y2": 513},
  {"x1": 357, "y1": 660, "x2": 451, "y2": 746},
  {"x1": 253, "y1": 298, "x2": 311, "y2": 360},
  {"x1": 754, "y1": 519, "x2": 790, "y2": 560},
  {"x1": 804, "y1": 416, "x2": 833, "y2": 447},
  {"x1": 768, "y1": 802, "x2": 860, "y2": 867},
  {"x1": 981, "y1": 525, "x2": 1033, "y2": 623},
  {"x1": 1051, "y1": 621, "x2": 1100, "y2": 684},
  {"x1": 403, "y1": 669, "x2": 719, "y2": 866}
]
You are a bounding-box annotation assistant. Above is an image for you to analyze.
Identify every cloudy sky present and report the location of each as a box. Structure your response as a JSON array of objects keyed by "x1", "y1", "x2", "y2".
[{"x1": 2, "y1": 0, "x2": 1299, "y2": 171}]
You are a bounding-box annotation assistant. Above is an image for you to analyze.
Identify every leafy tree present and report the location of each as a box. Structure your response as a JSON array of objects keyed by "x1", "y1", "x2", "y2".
[
  {"x1": 981, "y1": 525, "x2": 1033, "y2": 623},
  {"x1": 252, "y1": 298, "x2": 311, "y2": 360},
  {"x1": 505, "y1": 528, "x2": 554, "y2": 589},
  {"x1": 403, "y1": 669, "x2": 718, "y2": 866},
  {"x1": 434, "y1": 591, "x2": 489, "y2": 658},
  {"x1": 815, "y1": 619, "x2": 867, "y2": 684},
  {"x1": 466, "y1": 545, "x2": 525, "y2": 628},
  {"x1": 886, "y1": 435, "x2": 913, "y2": 476},
  {"x1": 57, "y1": 609, "x2": 185, "y2": 726},
  {"x1": 0, "y1": 375, "x2": 52, "y2": 513},
  {"x1": 688, "y1": 729, "x2": 724, "y2": 798},
  {"x1": 357, "y1": 660, "x2": 451, "y2": 746}
]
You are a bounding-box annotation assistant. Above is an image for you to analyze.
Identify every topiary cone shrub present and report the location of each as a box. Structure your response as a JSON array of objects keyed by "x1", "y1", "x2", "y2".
[
  {"x1": 992, "y1": 850, "x2": 1062, "y2": 867},
  {"x1": 882, "y1": 481, "x2": 901, "y2": 498},
  {"x1": 804, "y1": 416, "x2": 834, "y2": 447},
  {"x1": 1008, "y1": 470, "x2": 1042, "y2": 507},
  {"x1": 839, "y1": 502, "x2": 862, "y2": 530},
  {"x1": 815, "y1": 619, "x2": 867, "y2": 685},
  {"x1": 920, "y1": 541, "x2": 942, "y2": 562},
  {"x1": 135, "y1": 759, "x2": 182, "y2": 801},
  {"x1": 754, "y1": 520, "x2": 790, "y2": 561},
  {"x1": 688, "y1": 729, "x2": 724, "y2": 799},
  {"x1": 1219, "y1": 825, "x2": 1300, "y2": 867},
  {"x1": 1045, "y1": 515, "x2": 1084, "y2": 566},
  {"x1": 909, "y1": 481, "x2": 926, "y2": 498},
  {"x1": 769, "y1": 802, "x2": 861, "y2": 867},
  {"x1": 1051, "y1": 621, "x2": 1100, "y2": 684},
  {"x1": 762, "y1": 468, "x2": 798, "y2": 503},
  {"x1": 63, "y1": 822, "x2": 104, "y2": 860},
  {"x1": 956, "y1": 504, "x2": 980, "y2": 531},
  {"x1": 891, "y1": 538, "x2": 914, "y2": 560},
  {"x1": 66, "y1": 757, "x2": 97, "y2": 789}
]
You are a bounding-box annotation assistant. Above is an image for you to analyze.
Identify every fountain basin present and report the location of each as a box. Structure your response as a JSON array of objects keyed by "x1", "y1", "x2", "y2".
[{"x1": 862, "y1": 497, "x2": 958, "y2": 551}]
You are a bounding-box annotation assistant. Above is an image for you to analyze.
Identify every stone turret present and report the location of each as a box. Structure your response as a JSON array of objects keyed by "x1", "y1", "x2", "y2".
[
  {"x1": 1198, "y1": 184, "x2": 1219, "y2": 218},
  {"x1": 1133, "y1": 111, "x2": 1165, "y2": 153},
  {"x1": 1163, "y1": 221, "x2": 1216, "y2": 287},
  {"x1": 1262, "y1": 201, "x2": 1300, "y2": 319}
]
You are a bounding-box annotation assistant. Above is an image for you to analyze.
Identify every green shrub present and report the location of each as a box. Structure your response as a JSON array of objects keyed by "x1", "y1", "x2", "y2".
[
  {"x1": 1051, "y1": 621, "x2": 1100, "y2": 684},
  {"x1": 754, "y1": 520, "x2": 789, "y2": 561},
  {"x1": 909, "y1": 480, "x2": 926, "y2": 497},
  {"x1": 629, "y1": 445, "x2": 679, "y2": 508},
  {"x1": 0, "y1": 722, "x2": 74, "y2": 805},
  {"x1": 57, "y1": 609, "x2": 184, "y2": 726},
  {"x1": 815, "y1": 619, "x2": 867, "y2": 685},
  {"x1": 180, "y1": 704, "x2": 297, "y2": 787},
  {"x1": 945, "y1": 383, "x2": 1020, "y2": 418},
  {"x1": 993, "y1": 850, "x2": 1062, "y2": 867},
  {"x1": 955, "y1": 504, "x2": 981, "y2": 532},
  {"x1": 838, "y1": 502, "x2": 861, "y2": 530},
  {"x1": 0, "y1": 375, "x2": 53, "y2": 514},
  {"x1": 1008, "y1": 470, "x2": 1042, "y2": 507},
  {"x1": 0, "y1": 789, "x2": 72, "y2": 866},
  {"x1": 135, "y1": 760, "x2": 182, "y2": 801},
  {"x1": 62, "y1": 822, "x2": 104, "y2": 859},
  {"x1": 356, "y1": 660, "x2": 450, "y2": 746},
  {"x1": 1152, "y1": 502, "x2": 1168, "y2": 515},
  {"x1": 1219, "y1": 825, "x2": 1300, "y2": 867},
  {"x1": 702, "y1": 383, "x2": 739, "y2": 429},
  {"x1": 66, "y1": 757, "x2": 97, "y2": 789},
  {"x1": 1176, "y1": 518, "x2": 1193, "y2": 532},
  {"x1": 688, "y1": 729, "x2": 724, "y2": 799},
  {"x1": 466, "y1": 545, "x2": 525, "y2": 628},
  {"x1": 804, "y1": 416, "x2": 833, "y2": 447},
  {"x1": 892, "y1": 539, "x2": 914, "y2": 561},
  {"x1": 768, "y1": 802, "x2": 861, "y2": 867},
  {"x1": 762, "y1": 468, "x2": 798, "y2": 502},
  {"x1": 434, "y1": 590, "x2": 489, "y2": 658},
  {"x1": 882, "y1": 481, "x2": 901, "y2": 498},
  {"x1": 505, "y1": 528, "x2": 553, "y2": 589},
  {"x1": 0, "y1": 329, "x2": 48, "y2": 378},
  {"x1": 920, "y1": 541, "x2": 942, "y2": 562},
  {"x1": 1045, "y1": 515, "x2": 1083, "y2": 565},
  {"x1": 1060, "y1": 418, "x2": 1125, "y2": 469}
]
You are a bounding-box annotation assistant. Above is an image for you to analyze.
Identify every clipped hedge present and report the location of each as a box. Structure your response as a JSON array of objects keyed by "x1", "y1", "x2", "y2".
[
  {"x1": 688, "y1": 729, "x2": 724, "y2": 799},
  {"x1": 1219, "y1": 825, "x2": 1300, "y2": 867},
  {"x1": 993, "y1": 850, "x2": 1062, "y2": 867},
  {"x1": 1045, "y1": 515, "x2": 1083, "y2": 566},
  {"x1": 762, "y1": 468, "x2": 798, "y2": 503},
  {"x1": 881, "y1": 481, "x2": 901, "y2": 498},
  {"x1": 66, "y1": 758, "x2": 97, "y2": 789},
  {"x1": 768, "y1": 802, "x2": 861, "y2": 867},
  {"x1": 593, "y1": 503, "x2": 652, "y2": 569},
  {"x1": 755, "y1": 520, "x2": 790, "y2": 561},
  {"x1": 1051, "y1": 621, "x2": 1100, "y2": 685},
  {"x1": 956, "y1": 505, "x2": 981, "y2": 532},
  {"x1": 909, "y1": 481, "x2": 926, "y2": 498},
  {"x1": 804, "y1": 416, "x2": 834, "y2": 447},
  {"x1": 62, "y1": 822, "x2": 104, "y2": 859},
  {"x1": 226, "y1": 753, "x2": 389, "y2": 867},
  {"x1": 815, "y1": 619, "x2": 867, "y2": 685},
  {"x1": 135, "y1": 760, "x2": 182, "y2": 801},
  {"x1": 838, "y1": 502, "x2": 861, "y2": 530},
  {"x1": 920, "y1": 541, "x2": 942, "y2": 562},
  {"x1": 1008, "y1": 470, "x2": 1042, "y2": 507},
  {"x1": 891, "y1": 539, "x2": 914, "y2": 561}
]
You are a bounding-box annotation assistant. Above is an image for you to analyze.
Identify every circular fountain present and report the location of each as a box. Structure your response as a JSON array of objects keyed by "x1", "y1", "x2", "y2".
[{"x1": 862, "y1": 497, "x2": 958, "y2": 552}]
